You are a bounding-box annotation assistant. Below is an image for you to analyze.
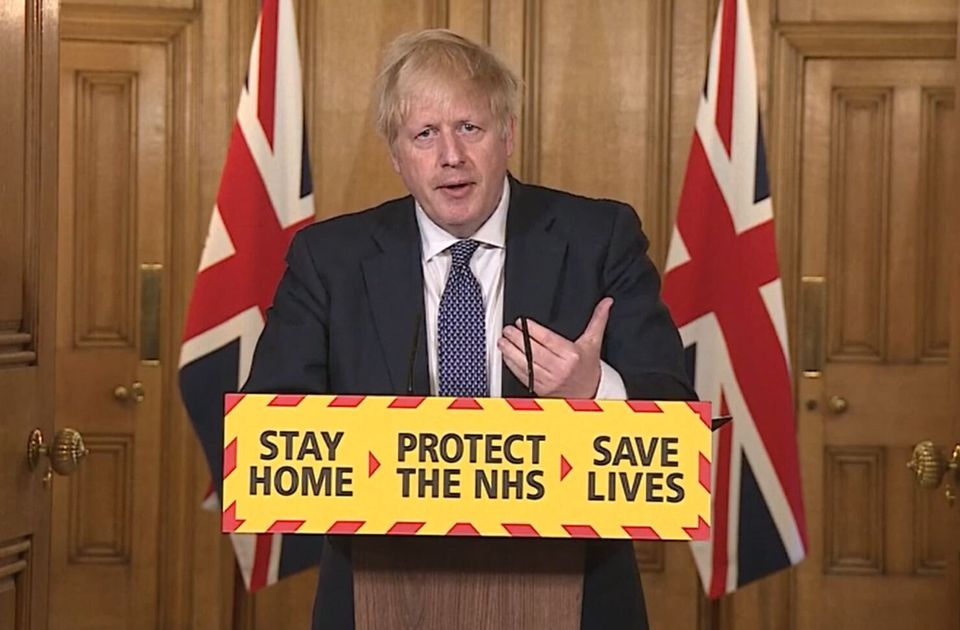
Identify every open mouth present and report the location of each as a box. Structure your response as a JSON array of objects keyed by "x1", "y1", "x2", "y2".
[
  {"x1": 437, "y1": 182, "x2": 475, "y2": 197},
  {"x1": 438, "y1": 182, "x2": 473, "y2": 191}
]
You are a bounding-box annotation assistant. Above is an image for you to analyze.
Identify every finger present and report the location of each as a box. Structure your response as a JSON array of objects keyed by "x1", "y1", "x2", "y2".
[
  {"x1": 501, "y1": 344, "x2": 536, "y2": 385},
  {"x1": 498, "y1": 339, "x2": 549, "y2": 392},
  {"x1": 516, "y1": 318, "x2": 573, "y2": 357},
  {"x1": 498, "y1": 335, "x2": 534, "y2": 371},
  {"x1": 502, "y1": 326, "x2": 561, "y2": 375},
  {"x1": 577, "y1": 297, "x2": 613, "y2": 346}
]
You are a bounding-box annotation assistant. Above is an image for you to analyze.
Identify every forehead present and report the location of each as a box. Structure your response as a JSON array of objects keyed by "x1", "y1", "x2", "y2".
[{"x1": 399, "y1": 78, "x2": 492, "y2": 126}]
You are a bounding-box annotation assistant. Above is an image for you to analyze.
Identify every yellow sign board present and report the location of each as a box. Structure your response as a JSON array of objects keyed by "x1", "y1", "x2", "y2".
[{"x1": 222, "y1": 394, "x2": 712, "y2": 541}]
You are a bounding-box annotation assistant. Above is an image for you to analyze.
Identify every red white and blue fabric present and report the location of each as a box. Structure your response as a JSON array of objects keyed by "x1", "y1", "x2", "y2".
[
  {"x1": 178, "y1": 0, "x2": 317, "y2": 593},
  {"x1": 661, "y1": 0, "x2": 808, "y2": 598}
]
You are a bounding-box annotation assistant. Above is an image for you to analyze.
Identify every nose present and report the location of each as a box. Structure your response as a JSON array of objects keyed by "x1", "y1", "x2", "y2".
[{"x1": 438, "y1": 130, "x2": 465, "y2": 167}]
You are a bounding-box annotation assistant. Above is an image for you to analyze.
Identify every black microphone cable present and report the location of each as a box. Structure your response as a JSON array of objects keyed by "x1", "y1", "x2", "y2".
[
  {"x1": 406, "y1": 309, "x2": 423, "y2": 395},
  {"x1": 520, "y1": 316, "x2": 535, "y2": 395}
]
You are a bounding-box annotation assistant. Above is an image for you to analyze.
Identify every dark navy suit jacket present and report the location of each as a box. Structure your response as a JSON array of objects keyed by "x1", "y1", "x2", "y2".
[{"x1": 243, "y1": 176, "x2": 695, "y2": 629}]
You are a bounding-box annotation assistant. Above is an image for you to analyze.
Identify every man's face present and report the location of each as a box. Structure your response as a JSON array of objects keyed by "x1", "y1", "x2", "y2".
[{"x1": 390, "y1": 81, "x2": 515, "y2": 238}]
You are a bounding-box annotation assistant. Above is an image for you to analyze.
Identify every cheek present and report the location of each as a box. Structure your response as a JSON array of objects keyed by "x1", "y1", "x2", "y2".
[
  {"x1": 479, "y1": 143, "x2": 509, "y2": 168},
  {"x1": 397, "y1": 160, "x2": 431, "y2": 192}
]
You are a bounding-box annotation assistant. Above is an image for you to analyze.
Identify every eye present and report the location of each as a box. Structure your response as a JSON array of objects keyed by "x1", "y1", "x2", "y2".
[
  {"x1": 460, "y1": 122, "x2": 480, "y2": 133},
  {"x1": 414, "y1": 127, "x2": 436, "y2": 141}
]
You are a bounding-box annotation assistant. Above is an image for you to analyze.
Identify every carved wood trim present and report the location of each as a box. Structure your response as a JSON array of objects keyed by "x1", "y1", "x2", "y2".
[
  {"x1": 61, "y1": 5, "x2": 198, "y2": 42},
  {"x1": 0, "y1": 332, "x2": 35, "y2": 366},
  {"x1": 162, "y1": 16, "x2": 203, "y2": 630},
  {"x1": 295, "y1": 0, "x2": 315, "y2": 176},
  {"x1": 520, "y1": 0, "x2": 541, "y2": 183},
  {"x1": 431, "y1": 0, "x2": 449, "y2": 28},
  {"x1": 73, "y1": 71, "x2": 138, "y2": 349},
  {"x1": 0, "y1": 537, "x2": 32, "y2": 627},
  {"x1": 68, "y1": 435, "x2": 133, "y2": 564},
  {"x1": 917, "y1": 88, "x2": 954, "y2": 361},
  {"x1": 827, "y1": 88, "x2": 891, "y2": 362},
  {"x1": 0, "y1": 540, "x2": 30, "y2": 580},
  {"x1": 778, "y1": 22, "x2": 956, "y2": 58},
  {"x1": 481, "y1": 0, "x2": 491, "y2": 45},
  {"x1": 7, "y1": 0, "x2": 58, "y2": 370},
  {"x1": 228, "y1": 0, "x2": 258, "y2": 138},
  {"x1": 912, "y1": 476, "x2": 947, "y2": 576},
  {"x1": 823, "y1": 447, "x2": 884, "y2": 575},
  {"x1": 62, "y1": 5, "x2": 202, "y2": 627},
  {"x1": 646, "y1": 0, "x2": 674, "y2": 268},
  {"x1": 706, "y1": 0, "x2": 720, "y2": 41},
  {"x1": 770, "y1": 21, "x2": 957, "y2": 376},
  {"x1": 294, "y1": 0, "x2": 310, "y2": 71},
  {"x1": 445, "y1": 0, "x2": 493, "y2": 45}
]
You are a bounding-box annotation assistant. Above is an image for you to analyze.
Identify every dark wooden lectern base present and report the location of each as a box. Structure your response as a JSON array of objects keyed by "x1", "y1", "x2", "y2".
[{"x1": 353, "y1": 537, "x2": 584, "y2": 630}]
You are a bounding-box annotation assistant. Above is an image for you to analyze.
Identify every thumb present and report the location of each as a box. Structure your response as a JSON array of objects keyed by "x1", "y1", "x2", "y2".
[{"x1": 577, "y1": 297, "x2": 613, "y2": 347}]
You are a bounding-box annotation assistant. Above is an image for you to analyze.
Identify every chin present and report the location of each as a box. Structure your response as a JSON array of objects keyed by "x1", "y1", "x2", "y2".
[
  {"x1": 442, "y1": 217, "x2": 480, "y2": 237},
  {"x1": 439, "y1": 208, "x2": 477, "y2": 225}
]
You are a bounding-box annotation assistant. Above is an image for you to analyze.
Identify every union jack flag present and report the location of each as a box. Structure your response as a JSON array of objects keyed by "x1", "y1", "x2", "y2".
[
  {"x1": 662, "y1": 0, "x2": 807, "y2": 597},
  {"x1": 178, "y1": 0, "x2": 318, "y2": 592}
]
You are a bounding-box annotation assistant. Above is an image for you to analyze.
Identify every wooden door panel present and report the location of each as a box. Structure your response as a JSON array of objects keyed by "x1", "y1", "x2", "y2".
[
  {"x1": 0, "y1": 538, "x2": 32, "y2": 627},
  {"x1": 777, "y1": 0, "x2": 956, "y2": 22},
  {"x1": 918, "y1": 89, "x2": 955, "y2": 360},
  {"x1": 952, "y1": 11, "x2": 960, "y2": 629},
  {"x1": 0, "y1": 0, "x2": 27, "y2": 327},
  {"x1": 796, "y1": 57, "x2": 955, "y2": 630},
  {"x1": 53, "y1": 38, "x2": 168, "y2": 630},
  {"x1": 0, "y1": 2, "x2": 58, "y2": 629}
]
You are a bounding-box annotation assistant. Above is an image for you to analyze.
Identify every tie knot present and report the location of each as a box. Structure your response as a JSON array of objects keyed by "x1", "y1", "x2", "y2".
[{"x1": 449, "y1": 239, "x2": 480, "y2": 270}]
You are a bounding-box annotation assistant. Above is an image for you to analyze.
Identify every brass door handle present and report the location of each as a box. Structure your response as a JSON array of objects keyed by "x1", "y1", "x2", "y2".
[
  {"x1": 827, "y1": 395, "x2": 848, "y2": 414},
  {"x1": 113, "y1": 381, "x2": 145, "y2": 403},
  {"x1": 27, "y1": 428, "x2": 89, "y2": 478},
  {"x1": 907, "y1": 441, "x2": 960, "y2": 505}
]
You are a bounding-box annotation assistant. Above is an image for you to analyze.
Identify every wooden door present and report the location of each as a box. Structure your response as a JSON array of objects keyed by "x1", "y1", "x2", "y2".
[
  {"x1": 51, "y1": 38, "x2": 169, "y2": 630},
  {"x1": 0, "y1": 2, "x2": 59, "y2": 629},
  {"x1": 948, "y1": 12, "x2": 960, "y2": 629},
  {"x1": 795, "y1": 56, "x2": 956, "y2": 629}
]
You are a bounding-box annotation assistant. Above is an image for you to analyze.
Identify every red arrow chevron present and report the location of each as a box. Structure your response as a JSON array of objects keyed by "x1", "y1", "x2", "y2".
[{"x1": 560, "y1": 455, "x2": 572, "y2": 481}]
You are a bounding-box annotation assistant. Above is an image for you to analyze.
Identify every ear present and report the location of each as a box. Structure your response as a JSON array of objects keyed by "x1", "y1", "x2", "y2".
[{"x1": 503, "y1": 116, "x2": 517, "y2": 158}]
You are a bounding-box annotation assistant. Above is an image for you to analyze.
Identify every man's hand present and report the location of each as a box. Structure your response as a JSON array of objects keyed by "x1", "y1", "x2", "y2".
[{"x1": 497, "y1": 297, "x2": 613, "y2": 398}]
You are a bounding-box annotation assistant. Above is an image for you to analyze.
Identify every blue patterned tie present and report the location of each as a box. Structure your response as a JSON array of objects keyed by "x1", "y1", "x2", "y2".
[{"x1": 438, "y1": 239, "x2": 488, "y2": 397}]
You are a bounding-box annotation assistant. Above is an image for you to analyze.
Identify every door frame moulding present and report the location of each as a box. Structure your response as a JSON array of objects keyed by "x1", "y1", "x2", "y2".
[
  {"x1": 717, "y1": 19, "x2": 958, "y2": 630},
  {"x1": 60, "y1": 5, "x2": 202, "y2": 628},
  {"x1": 760, "y1": 18, "x2": 956, "y2": 630}
]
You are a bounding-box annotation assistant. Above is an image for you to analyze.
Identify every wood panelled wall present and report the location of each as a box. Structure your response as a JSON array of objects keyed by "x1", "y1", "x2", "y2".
[
  {"x1": 54, "y1": 0, "x2": 958, "y2": 629},
  {"x1": 0, "y1": 3, "x2": 58, "y2": 629}
]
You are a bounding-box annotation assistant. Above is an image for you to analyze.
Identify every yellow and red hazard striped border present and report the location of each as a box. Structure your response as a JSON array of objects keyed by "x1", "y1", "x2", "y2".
[{"x1": 222, "y1": 394, "x2": 712, "y2": 541}]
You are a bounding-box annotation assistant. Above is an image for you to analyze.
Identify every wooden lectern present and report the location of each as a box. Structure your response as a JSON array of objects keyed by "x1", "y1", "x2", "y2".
[
  {"x1": 352, "y1": 536, "x2": 585, "y2": 630},
  {"x1": 223, "y1": 394, "x2": 714, "y2": 628}
]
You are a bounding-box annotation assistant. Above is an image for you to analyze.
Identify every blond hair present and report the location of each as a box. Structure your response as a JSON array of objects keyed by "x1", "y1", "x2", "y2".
[{"x1": 373, "y1": 29, "x2": 521, "y2": 144}]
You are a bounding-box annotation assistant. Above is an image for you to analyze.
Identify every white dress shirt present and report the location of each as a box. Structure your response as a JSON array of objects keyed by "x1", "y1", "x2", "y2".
[{"x1": 414, "y1": 177, "x2": 627, "y2": 398}]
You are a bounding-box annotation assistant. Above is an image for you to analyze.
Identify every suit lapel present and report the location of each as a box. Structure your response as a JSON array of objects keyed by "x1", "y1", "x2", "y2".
[
  {"x1": 502, "y1": 178, "x2": 568, "y2": 397},
  {"x1": 361, "y1": 199, "x2": 430, "y2": 395}
]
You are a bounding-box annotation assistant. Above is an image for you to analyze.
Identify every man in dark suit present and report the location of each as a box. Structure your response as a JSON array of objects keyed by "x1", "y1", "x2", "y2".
[{"x1": 244, "y1": 28, "x2": 694, "y2": 630}]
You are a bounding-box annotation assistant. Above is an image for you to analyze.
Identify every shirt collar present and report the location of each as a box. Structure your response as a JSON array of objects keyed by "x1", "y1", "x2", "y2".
[{"x1": 415, "y1": 176, "x2": 510, "y2": 262}]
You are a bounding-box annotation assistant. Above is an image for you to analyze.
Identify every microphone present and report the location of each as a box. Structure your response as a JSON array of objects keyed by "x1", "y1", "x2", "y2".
[
  {"x1": 406, "y1": 309, "x2": 423, "y2": 395},
  {"x1": 520, "y1": 316, "x2": 535, "y2": 395}
]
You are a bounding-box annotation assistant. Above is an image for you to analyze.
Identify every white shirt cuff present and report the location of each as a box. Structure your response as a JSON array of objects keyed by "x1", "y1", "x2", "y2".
[{"x1": 596, "y1": 360, "x2": 627, "y2": 400}]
